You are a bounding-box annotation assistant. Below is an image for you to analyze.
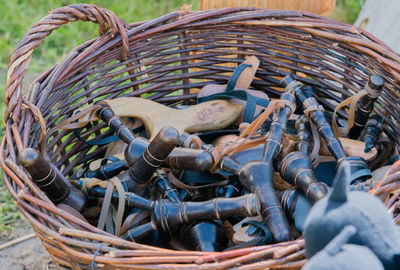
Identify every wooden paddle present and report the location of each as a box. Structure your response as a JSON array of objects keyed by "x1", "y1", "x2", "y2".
[{"x1": 82, "y1": 97, "x2": 242, "y2": 140}]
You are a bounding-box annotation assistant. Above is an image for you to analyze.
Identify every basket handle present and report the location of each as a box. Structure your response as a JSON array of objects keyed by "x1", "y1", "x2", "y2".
[{"x1": 5, "y1": 4, "x2": 129, "y2": 120}]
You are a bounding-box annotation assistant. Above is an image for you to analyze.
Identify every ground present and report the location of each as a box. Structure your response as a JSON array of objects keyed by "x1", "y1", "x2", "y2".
[{"x1": 0, "y1": 226, "x2": 55, "y2": 270}]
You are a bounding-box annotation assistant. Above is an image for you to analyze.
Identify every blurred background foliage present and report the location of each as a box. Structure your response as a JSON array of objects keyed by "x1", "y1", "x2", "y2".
[
  {"x1": 0, "y1": 0, "x2": 200, "y2": 72},
  {"x1": 332, "y1": 0, "x2": 363, "y2": 25},
  {"x1": 0, "y1": 0, "x2": 362, "y2": 233},
  {"x1": 0, "y1": 0, "x2": 361, "y2": 72}
]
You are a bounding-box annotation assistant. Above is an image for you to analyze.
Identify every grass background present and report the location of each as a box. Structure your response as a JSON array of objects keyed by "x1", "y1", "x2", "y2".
[{"x1": 0, "y1": 0, "x2": 362, "y2": 233}]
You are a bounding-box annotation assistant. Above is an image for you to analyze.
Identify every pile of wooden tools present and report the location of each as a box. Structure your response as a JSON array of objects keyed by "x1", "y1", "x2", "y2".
[{"x1": 19, "y1": 56, "x2": 394, "y2": 252}]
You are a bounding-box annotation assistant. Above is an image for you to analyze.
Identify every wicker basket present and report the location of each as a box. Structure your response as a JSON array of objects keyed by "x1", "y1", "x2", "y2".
[{"x1": 3, "y1": 4, "x2": 400, "y2": 269}]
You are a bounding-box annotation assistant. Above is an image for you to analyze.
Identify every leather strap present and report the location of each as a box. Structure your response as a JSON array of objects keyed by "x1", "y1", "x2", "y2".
[
  {"x1": 198, "y1": 56, "x2": 267, "y2": 123},
  {"x1": 332, "y1": 90, "x2": 368, "y2": 137},
  {"x1": 110, "y1": 176, "x2": 126, "y2": 236},
  {"x1": 182, "y1": 134, "x2": 202, "y2": 149},
  {"x1": 309, "y1": 122, "x2": 321, "y2": 168},
  {"x1": 82, "y1": 176, "x2": 125, "y2": 235},
  {"x1": 79, "y1": 177, "x2": 108, "y2": 195},
  {"x1": 242, "y1": 219, "x2": 272, "y2": 244},
  {"x1": 97, "y1": 181, "x2": 114, "y2": 233},
  {"x1": 226, "y1": 63, "x2": 252, "y2": 91},
  {"x1": 210, "y1": 99, "x2": 291, "y2": 172}
]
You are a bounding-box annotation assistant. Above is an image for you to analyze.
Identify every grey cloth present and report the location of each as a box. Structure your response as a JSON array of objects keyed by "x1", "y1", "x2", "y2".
[
  {"x1": 304, "y1": 160, "x2": 400, "y2": 269},
  {"x1": 304, "y1": 243, "x2": 384, "y2": 270},
  {"x1": 304, "y1": 225, "x2": 383, "y2": 270}
]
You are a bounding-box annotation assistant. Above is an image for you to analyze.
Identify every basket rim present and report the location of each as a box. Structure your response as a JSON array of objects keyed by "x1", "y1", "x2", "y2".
[{"x1": 2, "y1": 4, "x2": 400, "y2": 269}]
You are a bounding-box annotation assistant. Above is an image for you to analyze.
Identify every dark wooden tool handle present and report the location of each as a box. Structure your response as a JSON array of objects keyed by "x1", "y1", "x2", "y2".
[
  {"x1": 125, "y1": 135, "x2": 213, "y2": 171},
  {"x1": 296, "y1": 115, "x2": 312, "y2": 155},
  {"x1": 19, "y1": 148, "x2": 86, "y2": 212},
  {"x1": 151, "y1": 171, "x2": 180, "y2": 203},
  {"x1": 181, "y1": 221, "x2": 226, "y2": 252},
  {"x1": 363, "y1": 114, "x2": 383, "y2": 153},
  {"x1": 240, "y1": 161, "x2": 291, "y2": 242},
  {"x1": 276, "y1": 188, "x2": 298, "y2": 221},
  {"x1": 336, "y1": 156, "x2": 370, "y2": 184},
  {"x1": 348, "y1": 74, "x2": 384, "y2": 139},
  {"x1": 164, "y1": 148, "x2": 213, "y2": 171},
  {"x1": 97, "y1": 102, "x2": 135, "y2": 144},
  {"x1": 86, "y1": 186, "x2": 153, "y2": 210},
  {"x1": 128, "y1": 126, "x2": 179, "y2": 195},
  {"x1": 263, "y1": 93, "x2": 295, "y2": 163},
  {"x1": 312, "y1": 110, "x2": 346, "y2": 160},
  {"x1": 152, "y1": 194, "x2": 259, "y2": 233},
  {"x1": 219, "y1": 155, "x2": 243, "y2": 175},
  {"x1": 85, "y1": 159, "x2": 128, "y2": 180},
  {"x1": 121, "y1": 222, "x2": 156, "y2": 242},
  {"x1": 282, "y1": 75, "x2": 346, "y2": 161},
  {"x1": 179, "y1": 132, "x2": 242, "y2": 174},
  {"x1": 87, "y1": 146, "x2": 213, "y2": 182},
  {"x1": 280, "y1": 151, "x2": 327, "y2": 204}
]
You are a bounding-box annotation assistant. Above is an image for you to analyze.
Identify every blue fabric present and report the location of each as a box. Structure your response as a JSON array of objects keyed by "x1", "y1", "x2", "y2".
[
  {"x1": 304, "y1": 225, "x2": 384, "y2": 269},
  {"x1": 314, "y1": 161, "x2": 337, "y2": 187}
]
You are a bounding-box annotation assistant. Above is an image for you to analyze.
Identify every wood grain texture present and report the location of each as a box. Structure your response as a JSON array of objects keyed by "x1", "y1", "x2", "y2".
[{"x1": 101, "y1": 97, "x2": 243, "y2": 139}]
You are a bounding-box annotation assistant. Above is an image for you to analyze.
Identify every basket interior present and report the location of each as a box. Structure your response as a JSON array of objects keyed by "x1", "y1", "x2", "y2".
[{"x1": 28, "y1": 12, "x2": 399, "y2": 178}]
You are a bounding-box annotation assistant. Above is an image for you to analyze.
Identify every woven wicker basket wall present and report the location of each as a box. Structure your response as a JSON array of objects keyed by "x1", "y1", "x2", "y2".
[{"x1": 3, "y1": 4, "x2": 400, "y2": 269}]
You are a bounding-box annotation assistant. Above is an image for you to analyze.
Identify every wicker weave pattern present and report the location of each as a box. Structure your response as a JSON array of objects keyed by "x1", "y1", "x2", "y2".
[{"x1": 2, "y1": 4, "x2": 400, "y2": 269}]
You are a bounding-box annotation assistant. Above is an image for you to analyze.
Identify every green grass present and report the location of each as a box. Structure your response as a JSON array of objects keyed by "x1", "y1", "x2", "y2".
[
  {"x1": 330, "y1": 0, "x2": 363, "y2": 24},
  {"x1": 0, "y1": 185, "x2": 26, "y2": 235},
  {"x1": 0, "y1": 0, "x2": 200, "y2": 73},
  {"x1": 0, "y1": 0, "x2": 361, "y2": 234}
]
